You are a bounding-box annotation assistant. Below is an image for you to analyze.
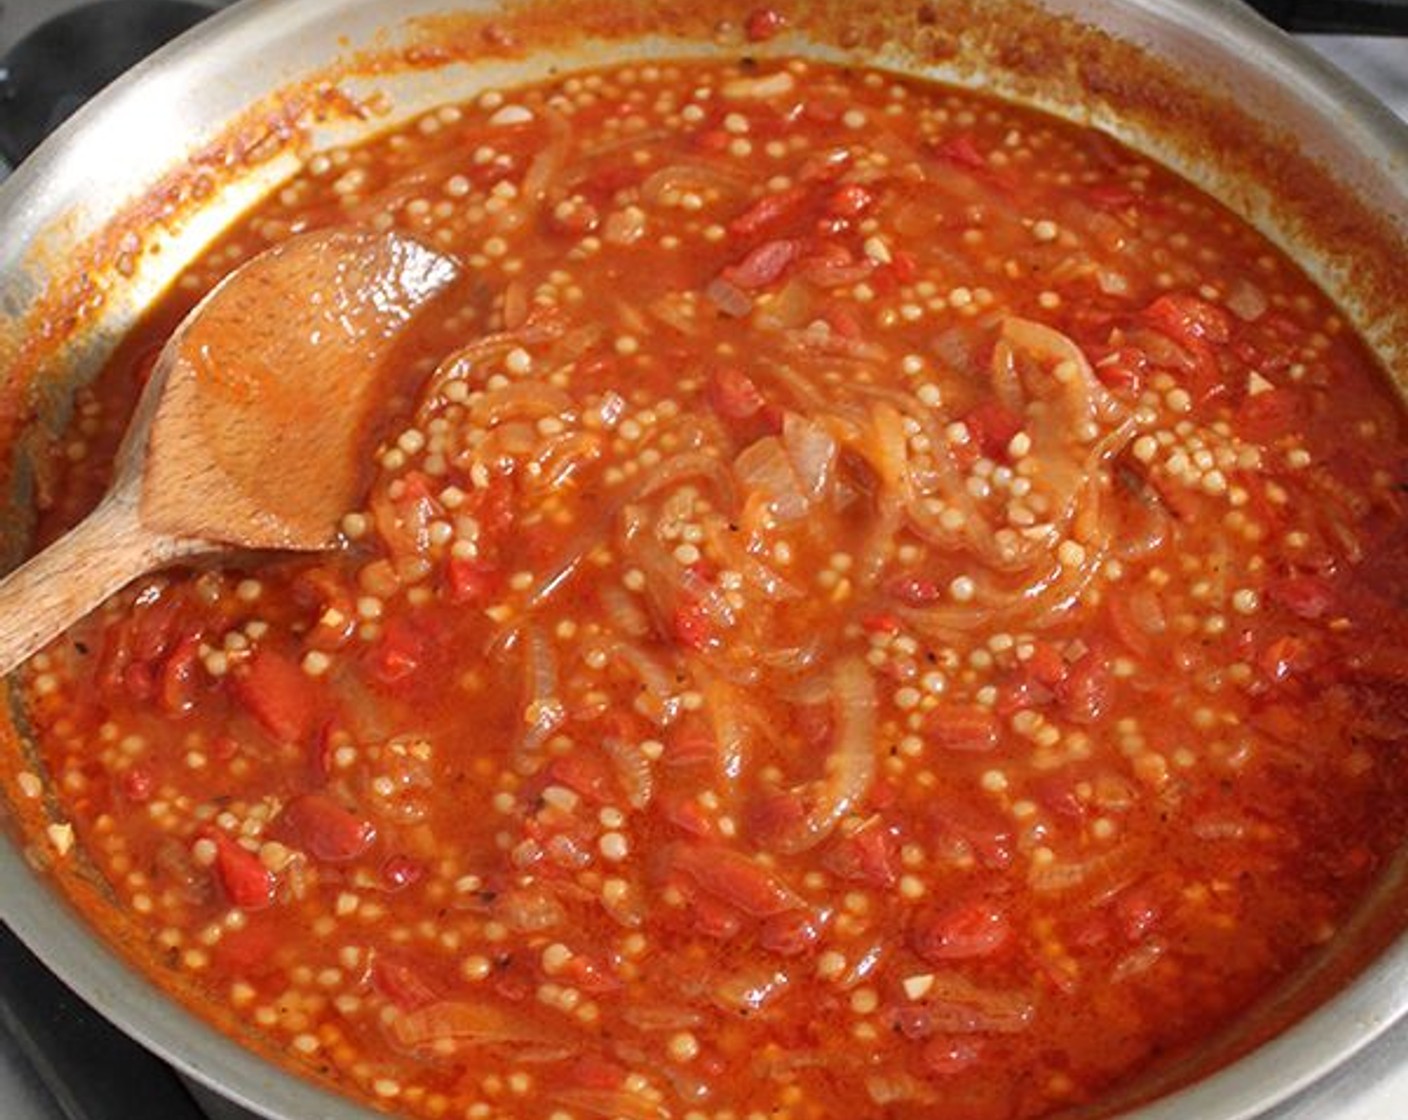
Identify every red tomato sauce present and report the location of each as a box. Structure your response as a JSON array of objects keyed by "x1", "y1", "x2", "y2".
[{"x1": 9, "y1": 57, "x2": 1408, "y2": 1120}]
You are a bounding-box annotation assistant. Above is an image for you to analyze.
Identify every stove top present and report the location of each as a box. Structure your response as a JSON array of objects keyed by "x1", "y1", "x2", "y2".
[{"x1": 0, "y1": 3, "x2": 1403, "y2": 1119}]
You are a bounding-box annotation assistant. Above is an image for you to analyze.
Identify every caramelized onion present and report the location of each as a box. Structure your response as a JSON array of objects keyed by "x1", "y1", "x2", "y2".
[
  {"x1": 515, "y1": 627, "x2": 565, "y2": 772},
  {"x1": 921, "y1": 973, "x2": 1035, "y2": 1034},
  {"x1": 389, "y1": 999, "x2": 572, "y2": 1055},
  {"x1": 775, "y1": 656, "x2": 877, "y2": 854},
  {"x1": 705, "y1": 276, "x2": 754, "y2": 318}
]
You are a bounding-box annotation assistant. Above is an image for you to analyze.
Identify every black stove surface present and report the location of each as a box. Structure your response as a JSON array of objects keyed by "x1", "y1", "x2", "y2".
[
  {"x1": 0, "y1": 924, "x2": 259, "y2": 1120},
  {"x1": 0, "y1": 0, "x2": 213, "y2": 163}
]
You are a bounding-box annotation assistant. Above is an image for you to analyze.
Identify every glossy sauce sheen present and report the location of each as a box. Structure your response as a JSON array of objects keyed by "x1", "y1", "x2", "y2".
[{"x1": 12, "y1": 57, "x2": 1408, "y2": 1120}]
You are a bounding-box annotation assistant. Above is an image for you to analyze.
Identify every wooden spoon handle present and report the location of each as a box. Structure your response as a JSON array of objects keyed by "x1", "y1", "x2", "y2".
[{"x1": 0, "y1": 490, "x2": 207, "y2": 679}]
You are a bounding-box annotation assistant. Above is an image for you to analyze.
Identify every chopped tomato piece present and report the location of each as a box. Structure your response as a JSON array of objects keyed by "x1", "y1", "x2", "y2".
[
  {"x1": 1144, "y1": 292, "x2": 1231, "y2": 345},
  {"x1": 204, "y1": 830, "x2": 275, "y2": 911},
  {"x1": 1113, "y1": 884, "x2": 1162, "y2": 942},
  {"x1": 1031, "y1": 774, "x2": 1087, "y2": 820},
  {"x1": 446, "y1": 557, "x2": 499, "y2": 605},
  {"x1": 796, "y1": 243, "x2": 873, "y2": 288},
  {"x1": 861, "y1": 610, "x2": 903, "y2": 634},
  {"x1": 729, "y1": 187, "x2": 808, "y2": 237},
  {"x1": 721, "y1": 238, "x2": 803, "y2": 289},
  {"x1": 556, "y1": 951, "x2": 623, "y2": 993},
  {"x1": 570, "y1": 1054, "x2": 630, "y2": 1092},
  {"x1": 1259, "y1": 634, "x2": 1313, "y2": 683},
  {"x1": 760, "y1": 910, "x2": 825, "y2": 956},
  {"x1": 886, "y1": 575, "x2": 942, "y2": 606},
  {"x1": 707, "y1": 366, "x2": 770, "y2": 424},
  {"x1": 823, "y1": 304, "x2": 863, "y2": 340},
  {"x1": 1140, "y1": 292, "x2": 1232, "y2": 403},
  {"x1": 1023, "y1": 642, "x2": 1069, "y2": 688},
  {"x1": 929, "y1": 798, "x2": 1013, "y2": 869},
  {"x1": 1268, "y1": 574, "x2": 1334, "y2": 620},
  {"x1": 1096, "y1": 346, "x2": 1148, "y2": 394},
  {"x1": 229, "y1": 648, "x2": 319, "y2": 744},
  {"x1": 662, "y1": 795, "x2": 716, "y2": 838},
  {"x1": 962, "y1": 400, "x2": 1023, "y2": 462},
  {"x1": 381, "y1": 853, "x2": 426, "y2": 891},
  {"x1": 910, "y1": 897, "x2": 1010, "y2": 961},
  {"x1": 673, "y1": 601, "x2": 717, "y2": 651},
  {"x1": 1237, "y1": 387, "x2": 1304, "y2": 442},
  {"x1": 211, "y1": 923, "x2": 278, "y2": 975},
  {"x1": 372, "y1": 954, "x2": 441, "y2": 1011},
  {"x1": 669, "y1": 844, "x2": 803, "y2": 918},
  {"x1": 274, "y1": 792, "x2": 376, "y2": 863},
  {"x1": 932, "y1": 133, "x2": 987, "y2": 170},
  {"x1": 366, "y1": 617, "x2": 427, "y2": 684},
  {"x1": 923, "y1": 702, "x2": 1000, "y2": 752},
  {"x1": 119, "y1": 764, "x2": 154, "y2": 803},
  {"x1": 822, "y1": 823, "x2": 897, "y2": 888},
  {"x1": 1086, "y1": 183, "x2": 1140, "y2": 210},
  {"x1": 923, "y1": 1038, "x2": 984, "y2": 1076},
  {"x1": 547, "y1": 751, "x2": 617, "y2": 803},
  {"x1": 744, "y1": 6, "x2": 786, "y2": 42},
  {"x1": 827, "y1": 183, "x2": 874, "y2": 217},
  {"x1": 690, "y1": 894, "x2": 744, "y2": 940},
  {"x1": 1056, "y1": 649, "x2": 1112, "y2": 725},
  {"x1": 158, "y1": 635, "x2": 203, "y2": 716}
]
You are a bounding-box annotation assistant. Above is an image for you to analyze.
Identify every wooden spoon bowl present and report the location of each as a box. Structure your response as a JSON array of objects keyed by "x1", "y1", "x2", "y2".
[{"x1": 0, "y1": 227, "x2": 459, "y2": 678}]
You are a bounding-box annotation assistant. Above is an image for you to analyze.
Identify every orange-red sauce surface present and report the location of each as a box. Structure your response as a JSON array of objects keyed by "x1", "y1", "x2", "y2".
[{"x1": 11, "y1": 55, "x2": 1408, "y2": 1120}]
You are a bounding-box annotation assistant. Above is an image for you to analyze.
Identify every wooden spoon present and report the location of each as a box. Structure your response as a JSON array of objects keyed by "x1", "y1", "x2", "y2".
[{"x1": 0, "y1": 227, "x2": 459, "y2": 678}]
